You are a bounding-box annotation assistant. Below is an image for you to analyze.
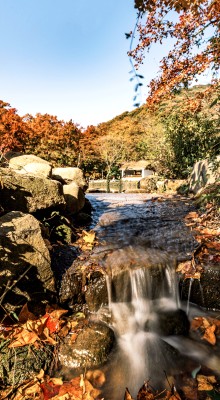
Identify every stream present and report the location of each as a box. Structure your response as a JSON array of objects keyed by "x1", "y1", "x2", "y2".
[{"x1": 68, "y1": 193, "x2": 220, "y2": 399}]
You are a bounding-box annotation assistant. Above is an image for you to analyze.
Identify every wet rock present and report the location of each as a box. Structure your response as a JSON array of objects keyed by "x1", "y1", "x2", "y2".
[
  {"x1": 151, "y1": 309, "x2": 190, "y2": 336},
  {"x1": 85, "y1": 272, "x2": 108, "y2": 312},
  {"x1": 0, "y1": 341, "x2": 53, "y2": 386},
  {"x1": 51, "y1": 245, "x2": 79, "y2": 283},
  {"x1": 180, "y1": 264, "x2": 220, "y2": 310},
  {"x1": 59, "y1": 269, "x2": 85, "y2": 312},
  {"x1": 58, "y1": 321, "x2": 114, "y2": 369},
  {"x1": 105, "y1": 246, "x2": 176, "y2": 302}
]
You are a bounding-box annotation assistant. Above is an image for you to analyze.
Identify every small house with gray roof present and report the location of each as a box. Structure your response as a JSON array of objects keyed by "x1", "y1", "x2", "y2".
[{"x1": 120, "y1": 160, "x2": 154, "y2": 180}]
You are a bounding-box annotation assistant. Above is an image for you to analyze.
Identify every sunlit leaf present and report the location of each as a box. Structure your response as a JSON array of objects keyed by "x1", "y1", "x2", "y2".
[{"x1": 197, "y1": 375, "x2": 216, "y2": 391}]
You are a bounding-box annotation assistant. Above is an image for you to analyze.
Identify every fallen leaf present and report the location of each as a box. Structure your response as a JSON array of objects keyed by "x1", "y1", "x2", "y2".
[
  {"x1": 46, "y1": 306, "x2": 68, "y2": 320},
  {"x1": 124, "y1": 388, "x2": 135, "y2": 400},
  {"x1": 45, "y1": 314, "x2": 61, "y2": 334},
  {"x1": 197, "y1": 375, "x2": 216, "y2": 391},
  {"x1": 42, "y1": 326, "x2": 57, "y2": 345},
  {"x1": 50, "y1": 378, "x2": 64, "y2": 386},
  {"x1": 40, "y1": 380, "x2": 61, "y2": 399},
  {"x1": 176, "y1": 261, "x2": 192, "y2": 273},
  {"x1": 202, "y1": 324, "x2": 216, "y2": 345},
  {"x1": 137, "y1": 383, "x2": 155, "y2": 400},
  {"x1": 58, "y1": 377, "x2": 83, "y2": 400},
  {"x1": 70, "y1": 332, "x2": 78, "y2": 342},
  {"x1": 185, "y1": 212, "x2": 199, "y2": 219},
  {"x1": 181, "y1": 379, "x2": 198, "y2": 400},
  {"x1": 185, "y1": 271, "x2": 201, "y2": 280},
  {"x1": 82, "y1": 230, "x2": 95, "y2": 244},
  {"x1": 8, "y1": 329, "x2": 39, "y2": 348},
  {"x1": 191, "y1": 317, "x2": 204, "y2": 331},
  {"x1": 18, "y1": 303, "x2": 37, "y2": 323},
  {"x1": 86, "y1": 370, "x2": 106, "y2": 388}
]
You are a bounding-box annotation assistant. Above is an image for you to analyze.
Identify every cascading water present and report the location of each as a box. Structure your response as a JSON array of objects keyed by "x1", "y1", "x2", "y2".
[
  {"x1": 101, "y1": 249, "x2": 187, "y2": 400},
  {"x1": 74, "y1": 193, "x2": 220, "y2": 399}
]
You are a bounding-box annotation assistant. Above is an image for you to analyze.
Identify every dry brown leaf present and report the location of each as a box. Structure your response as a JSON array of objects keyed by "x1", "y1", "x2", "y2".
[
  {"x1": 36, "y1": 369, "x2": 45, "y2": 380},
  {"x1": 25, "y1": 382, "x2": 42, "y2": 396},
  {"x1": 59, "y1": 324, "x2": 70, "y2": 338},
  {"x1": 8, "y1": 329, "x2": 39, "y2": 348},
  {"x1": 185, "y1": 271, "x2": 201, "y2": 280},
  {"x1": 202, "y1": 317, "x2": 211, "y2": 329},
  {"x1": 199, "y1": 228, "x2": 220, "y2": 236},
  {"x1": 191, "y1": 317, "x2": 204, "y2": 331},
  {"x1": 176, "y1": 261, "x2": 192, "y2": 273},
  {"x1": 181, "y1": 379, "x2": 198, "y2": 400},
  {"x1": 48, "y1": 307, "x2": 68, "y2": 320},
  {"x1": 18, "y1": 303, "x2": 36, "y2": 323},
  {"x1": 185, "y1": 212, "x2": 199, "y2": 219},
  {"x1": 206, "y1": 241, "x2": 220, "y2": 251},
  {"x1": 58, "y1": 377, "x2": 83, "y2": 400},
  {"x1": 86, "y1": 370, "x2": 106, "y2": 388},
  {"x1": 70, "y1": 332, "x2": 78, "y2": 342},
  {"x1": 202, "y1": 324, "x2": 216, "y2": 345},
  {"x1": 50, "y1": 377, "x2": 64, "y2": 386},
  {"x1": 84, "y1": 379, "x2": 101, "y2": 400},
  {"x1": 82, "y1": 230, "x2": 95, "y2": 244},
  {"x1": 124, "y1": 388, "x2": 135, "y2": 400},
  {"x1": 167, "y1": 392, "x2": 182, "y2": 400},
  {"x1": 42, "y1": 326, "x2": 57, "y2": 345},
  {"x1": 197, "y1": 374, "x2": 216, "y2": 391}
]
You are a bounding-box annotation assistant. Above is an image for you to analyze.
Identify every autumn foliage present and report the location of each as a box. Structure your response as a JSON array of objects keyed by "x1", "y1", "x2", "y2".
[{"x1": 130, "y1": 0, "x2": 220, "y2": 105}]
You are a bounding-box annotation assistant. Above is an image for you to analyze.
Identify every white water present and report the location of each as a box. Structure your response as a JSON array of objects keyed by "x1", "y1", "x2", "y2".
[
  {"x1": 104, "y1": 262, "x2": 181, "y2": 399},
  {"x1": 86, "y1": 194, "x2": 220, "y2": 399}
]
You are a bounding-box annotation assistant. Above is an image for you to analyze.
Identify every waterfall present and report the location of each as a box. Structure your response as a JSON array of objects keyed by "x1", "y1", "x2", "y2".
[{"x1": 103, "y1": 253, "x2": 184, "y2": 399}]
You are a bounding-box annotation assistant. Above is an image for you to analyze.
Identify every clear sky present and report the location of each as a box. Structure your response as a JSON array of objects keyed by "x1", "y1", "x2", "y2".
[{"x1": 0, "y1": 1, "x2": 211, "y2": 129}]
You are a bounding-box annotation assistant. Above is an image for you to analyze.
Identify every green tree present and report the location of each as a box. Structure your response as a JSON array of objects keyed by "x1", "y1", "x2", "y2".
[{"x1": 164, "y1": 111, "x2": 220, "y2": 177}]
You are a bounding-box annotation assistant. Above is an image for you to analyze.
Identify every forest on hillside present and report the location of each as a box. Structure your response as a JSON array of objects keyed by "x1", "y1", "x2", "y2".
[{"x1": 0, "y1": 85, "x2": 219, "y2": 179}]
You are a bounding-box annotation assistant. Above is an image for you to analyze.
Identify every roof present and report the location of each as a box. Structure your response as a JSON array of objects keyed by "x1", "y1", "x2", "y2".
[{"x1": 119, "y1": 160, "x2": 151, "y2": 170}]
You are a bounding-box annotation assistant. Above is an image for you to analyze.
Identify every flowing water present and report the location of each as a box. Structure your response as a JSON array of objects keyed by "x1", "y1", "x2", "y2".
[{"x1": 85, "y1": 194, "x2": 220, "y2": 398}]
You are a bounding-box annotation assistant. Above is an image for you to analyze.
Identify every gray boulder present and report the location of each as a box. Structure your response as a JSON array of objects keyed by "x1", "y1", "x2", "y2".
[
  {"x1": 0, "y1": 167, "x2": 65, "y2": 213},
  {"x1": 0, "y1": 211, "x2": 56, "y2": 317},
  {"x1": 52, "y1": 167, "x2": 87, "y2": 189},
  {"x1": 15, "y1": 162, "x2": 52, "y2": 178},
  {"x1": 63, "y1": 182, "x2": 85, "y2": 214},
  {"x1": 8, "y1": 153, "x2": 51, "y2": 170},
  {"x1": 189, "y1": 156, "x2": 220, "y2": 194}
]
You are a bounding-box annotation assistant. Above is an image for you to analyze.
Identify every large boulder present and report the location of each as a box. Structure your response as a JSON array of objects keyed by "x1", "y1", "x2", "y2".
[
  {"x1": 63, "y1": 182, "x2": 85, "y2": 214},
  {"x1": 52, "y1": 167, "x2": 87, "y2": 189},
  {"x1": 8, "y1": 153, "x2": 51, "y2": 169},
  {"x1": 189, "y1": 156, "x2": 220, "y2": 194},
  {"x1": 15, "y1": 162, "x2": 52, "y2": 178},
  {"x1": 0, "y1": 168, "x2": 65, "y2": 213},
  {"x1": 0, "y1": 211, "x2": 56, "y2": 316}
]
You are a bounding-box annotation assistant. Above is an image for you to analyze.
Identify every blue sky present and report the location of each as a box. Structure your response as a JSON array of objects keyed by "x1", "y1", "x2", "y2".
[{"x1": 0, "y1": 1, "x2": 211, "y2": 128}]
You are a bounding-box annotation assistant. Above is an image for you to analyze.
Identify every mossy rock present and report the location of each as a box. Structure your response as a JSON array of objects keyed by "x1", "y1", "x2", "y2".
[{"x1": 0, "y1": 340, "x2": 54, "y2": 386}]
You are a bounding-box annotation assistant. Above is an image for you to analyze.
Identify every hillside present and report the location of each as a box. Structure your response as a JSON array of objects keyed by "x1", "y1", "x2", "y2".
[{"x1": 87, "y1": 84, "x2": 219, "y2": 178}]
